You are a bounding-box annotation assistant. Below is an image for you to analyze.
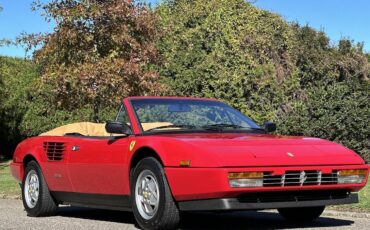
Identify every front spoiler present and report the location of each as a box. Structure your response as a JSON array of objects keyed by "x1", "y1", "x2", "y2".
[{"x1": 178, "y1": 193, "x2": 358, "y2": 211}]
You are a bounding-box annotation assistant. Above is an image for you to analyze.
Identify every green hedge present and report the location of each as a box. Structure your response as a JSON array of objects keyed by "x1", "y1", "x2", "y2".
[
  {"x1": 0, "y1": 56, "x2": 38, "y2": 159},
  {"x1": 0, "y1": 0, "x2": 369, "y2": 162},
  {"x1": 156, "y1": 0, "x2": 370, "y2": 161}
]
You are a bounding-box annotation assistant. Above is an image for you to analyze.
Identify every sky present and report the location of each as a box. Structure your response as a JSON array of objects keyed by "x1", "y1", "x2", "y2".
[{"x1": 0, "y1": 0, "x2": 369, "y2": 57}]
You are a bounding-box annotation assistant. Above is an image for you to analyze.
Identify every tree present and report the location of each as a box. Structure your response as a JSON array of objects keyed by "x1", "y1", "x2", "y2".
[{"x1": 18, "y1": 0, "x2": 163, "y2": 134}]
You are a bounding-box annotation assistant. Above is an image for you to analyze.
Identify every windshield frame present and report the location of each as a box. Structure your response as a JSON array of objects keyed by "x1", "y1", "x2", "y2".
[{"x1": 129, "y1": 98, "x2": 265, "y2": 135}]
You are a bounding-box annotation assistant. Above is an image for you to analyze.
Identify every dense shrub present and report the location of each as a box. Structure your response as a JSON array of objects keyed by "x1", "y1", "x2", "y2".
[
  {"x1": 156, "y1": 0, "x2": 298, "y2": 123},
  {"x1": 277, "y1": 25, "x2": 370, "y2": 159},
  {"x1": 0, "y1": 56, "x2": 38, "y2": 159},
  {"x1": 156, "y1": 0, "x2": 370, "y2": 161}
]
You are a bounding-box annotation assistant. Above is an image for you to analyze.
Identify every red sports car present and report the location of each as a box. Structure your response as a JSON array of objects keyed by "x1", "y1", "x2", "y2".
[{"x1": 11, "y1": 97, "x2": 369, "y2": 230}]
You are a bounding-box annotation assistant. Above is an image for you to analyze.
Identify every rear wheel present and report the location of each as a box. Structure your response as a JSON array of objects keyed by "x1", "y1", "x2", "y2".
[
  {"x1": 22, "y1": 161, "x2": 58, "y2": 217},
  {"x1": 278, "y1": 206, "x2": 325, "y2": 222},
  {"x1": 131, "y1": 157, "x2": 180, "y2": 230}
]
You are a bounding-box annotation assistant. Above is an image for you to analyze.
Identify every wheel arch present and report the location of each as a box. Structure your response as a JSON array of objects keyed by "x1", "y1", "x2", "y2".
[
  {"x1": 129, "y1": 146, "x2": 164, "y2": 177},
  {"x1": 23, "y1": 154, "x2": 38, "y2": 166}
]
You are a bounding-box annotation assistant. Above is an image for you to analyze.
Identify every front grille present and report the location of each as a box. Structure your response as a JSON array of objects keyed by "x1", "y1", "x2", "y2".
[
  {"x1": 43, "y1": 142, "x2": 66, "y2": 161},
  {"x1": 237, "y1": 190, "x2": 349, "y2": 203},
  {"x1": 263, "y1": 170, "x2": 338, "y2": 187}
]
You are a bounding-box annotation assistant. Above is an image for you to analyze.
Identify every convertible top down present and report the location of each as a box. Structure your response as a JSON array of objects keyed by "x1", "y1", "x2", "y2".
[{"x1": 11, "y1": 96, "x2": 369, "y2": 230}]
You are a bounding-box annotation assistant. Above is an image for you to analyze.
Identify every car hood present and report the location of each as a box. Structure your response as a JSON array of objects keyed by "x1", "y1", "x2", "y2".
[{"x1": 158, "y1": 133, "x2": 364, "y2": 167}]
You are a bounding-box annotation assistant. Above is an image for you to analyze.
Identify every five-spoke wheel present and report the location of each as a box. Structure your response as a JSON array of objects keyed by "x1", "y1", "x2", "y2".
[
  {"x1": 22, "y1": 161, "x2": 57, "y2": 217},
  {"x1": 24, "y1": 169, "x2": 40, "y2": 208},
  {"x1": 131, "y1": 157, "x2": 180, "y2": 230},
  {"x1": 135, "y1": 169, "x2": 160, "y2": 220}
]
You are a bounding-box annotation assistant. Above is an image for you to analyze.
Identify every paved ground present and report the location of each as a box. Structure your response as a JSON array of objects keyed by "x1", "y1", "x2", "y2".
[{"x1": 1, "y1": 199, "x2": 370, "y2": 230}]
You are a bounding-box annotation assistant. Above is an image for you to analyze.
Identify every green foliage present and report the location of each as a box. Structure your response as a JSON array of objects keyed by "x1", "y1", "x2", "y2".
[
  {"x1": 15, "y1": 0, "x2": 164, "y2": 135},
  {"x1": 277, "y1": 25, "x2": 369, "y2": 160},
  {"x1": 0, "y1": 0, "x2": 369, "y2": 163},
  {"x1": 156, "y1": 0, "x2": 370, "y2": 161},
  {"x1": 0, "y1": 56, "x2": 38, "y2": 159},
  {"x1": 156, "y1": 0, "x2": 298, "y2": 123}
]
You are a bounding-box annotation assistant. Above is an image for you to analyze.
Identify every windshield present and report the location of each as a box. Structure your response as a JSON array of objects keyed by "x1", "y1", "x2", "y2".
[{"x1": 130, "y1": 98, "x2": 262, "y2": 133}]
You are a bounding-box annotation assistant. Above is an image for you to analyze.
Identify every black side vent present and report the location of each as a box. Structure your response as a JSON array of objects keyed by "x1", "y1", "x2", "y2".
[{"x1": 43, "y1": 142, "x2": 66, "y2": 161}]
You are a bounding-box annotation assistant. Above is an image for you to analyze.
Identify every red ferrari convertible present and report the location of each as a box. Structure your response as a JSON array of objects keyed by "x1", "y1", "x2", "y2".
[{"x1": 11, "y1": 97, "x2": 369, "y2": 229}]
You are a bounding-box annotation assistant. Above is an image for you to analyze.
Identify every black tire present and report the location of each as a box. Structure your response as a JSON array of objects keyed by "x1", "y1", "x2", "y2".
[
  {"x1": 22, "y1": 161, "x2": 58, "y2": 217},
  {"x1": 130, "y1": 157, "x2": 180, "y2": 230},
  {"x1": 278, "y1": 206, "x2": 325, "y2": 222}
]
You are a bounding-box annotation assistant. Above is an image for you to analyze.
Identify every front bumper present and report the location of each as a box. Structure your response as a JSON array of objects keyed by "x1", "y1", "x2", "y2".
[
  {"x1": 178, "y1": 190, "x2": 358, "y2": 211},
  {"x1": 165, "y1": 165, "x2": 369, "y2": 201}
]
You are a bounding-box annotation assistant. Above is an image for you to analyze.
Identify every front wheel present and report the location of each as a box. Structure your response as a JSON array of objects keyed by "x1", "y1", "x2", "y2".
[
  {"x1": 131, "y1": 157, "x2": 180, "y2": 230},
  {"x1": 278, "y1": 206, "x2": 325, "y2": 222},
  {"x1": 22, "y1": 161, "x2": 58, "y2": 217}
]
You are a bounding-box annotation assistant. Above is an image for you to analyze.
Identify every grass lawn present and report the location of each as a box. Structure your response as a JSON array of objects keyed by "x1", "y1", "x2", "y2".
[
  {"x1": 330, "y1": 182, "x2": 370, "y2": 212},
  {"x1": 0, "y1": 160, "x2": 21, "y2": 199},
  {"x1": 0, "y1": 160, "x2": 369, "y2": 212}
]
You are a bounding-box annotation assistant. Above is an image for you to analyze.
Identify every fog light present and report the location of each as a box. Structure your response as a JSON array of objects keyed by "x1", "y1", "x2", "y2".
[
  {"x1": 338, "y1": 169, "x2": 367, "y2": 184},
  {"x1": 228, "y1": 172, "x2": 264, "y2": 188}
]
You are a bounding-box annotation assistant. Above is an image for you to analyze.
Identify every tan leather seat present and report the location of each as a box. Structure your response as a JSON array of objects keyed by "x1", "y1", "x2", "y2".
[
  {"x1": 39, "y1": 121, "x2": 176, "y2": 136},
  {"x1": 39, "y1": 122, "x2": 110, "y2": 137}
]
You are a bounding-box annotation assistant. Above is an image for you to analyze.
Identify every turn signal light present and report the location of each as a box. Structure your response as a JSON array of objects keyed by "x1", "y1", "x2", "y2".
[
  {"x1": 228, "y1": 172, "x2": 264, "y2": 188},
  {"x1": 228, "y1": 172, "x2": 264, "y2": 179},
  {"x1": 338, "y1": 169, "x2": 367, "y2": 176},
  {"x1": 179, "y1": 160, "x2": 191, "y2": 167},
  {"x1": 338, "y1": 169, "x2": 367, "y2": 184}
]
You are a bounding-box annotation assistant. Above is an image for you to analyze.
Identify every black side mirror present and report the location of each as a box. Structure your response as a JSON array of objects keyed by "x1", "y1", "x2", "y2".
[
  {"x1": 105, "y1": 121, "x2": 131, "y2": 134},
  {"x1": 263, "y1": 121, "x2": 276, "y2": 133}
]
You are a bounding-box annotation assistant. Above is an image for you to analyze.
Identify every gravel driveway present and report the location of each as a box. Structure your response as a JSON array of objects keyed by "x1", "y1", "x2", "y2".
[{"x1": 1, "y1": 199, "x2": 370, "y2": 229}]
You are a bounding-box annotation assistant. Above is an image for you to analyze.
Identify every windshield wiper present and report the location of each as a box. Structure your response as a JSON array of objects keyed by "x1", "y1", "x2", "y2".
[
  {"x1": 248, "y1": 127, "x2": 266, "y2": 131},
  {"x1": 201, "y1": 123, "x2": 245, "y2": 131},
  {"x1": 146, "y1": 124, "x2": 196, "y2": 132},
  {"x1": 201, "y1": 124, "x2": 266, "y2": 132}
]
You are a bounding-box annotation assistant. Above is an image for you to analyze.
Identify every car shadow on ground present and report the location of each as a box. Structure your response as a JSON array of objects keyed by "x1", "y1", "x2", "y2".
[
  {"x1": 56, "y1": 206, "x2": 136, "y2": 224},
  {"x1": 56, "y1": 206, "x2": 354, "y2": 229},
  {"x1": 179, "y1": 211, "x2": 354, "y2": 229}
]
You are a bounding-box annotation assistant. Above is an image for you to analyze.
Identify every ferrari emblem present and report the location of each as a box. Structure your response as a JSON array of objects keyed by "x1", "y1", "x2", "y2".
[
  {"x1": 287, "y1": 152, "x2": 294, "y2": 157},
  {"x1": 129, "y1": 140, "x2": 136, "y2": 151}
]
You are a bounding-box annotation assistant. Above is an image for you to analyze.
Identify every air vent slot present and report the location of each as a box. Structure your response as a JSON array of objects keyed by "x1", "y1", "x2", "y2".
[{"x1": 43, "y1": 142, "x2": 66, "y2": 161}]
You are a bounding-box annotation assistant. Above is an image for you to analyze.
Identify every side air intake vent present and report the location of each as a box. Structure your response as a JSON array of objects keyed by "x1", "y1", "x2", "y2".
[{"x1": 43, "y1": 142, "x2": 66, "y2": 161}]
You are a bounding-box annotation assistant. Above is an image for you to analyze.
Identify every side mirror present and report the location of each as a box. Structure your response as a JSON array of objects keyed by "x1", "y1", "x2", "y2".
[
  {"x1": 105, "y1": 121, "x2": 131, "y2": 134},
  {"x1": 263, "y1": 121, "x2": 276, "y2": 133}
]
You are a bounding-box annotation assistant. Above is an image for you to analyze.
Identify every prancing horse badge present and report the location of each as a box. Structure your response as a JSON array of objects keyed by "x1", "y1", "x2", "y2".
[{"x1": 129, "y1": 140, "x2": 136, "y2": 151}]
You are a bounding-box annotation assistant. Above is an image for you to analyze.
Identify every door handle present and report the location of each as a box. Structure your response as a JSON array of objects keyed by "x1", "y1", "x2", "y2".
[{"x1": 71, "y1": 146, "x2": 80, "y2": 151}]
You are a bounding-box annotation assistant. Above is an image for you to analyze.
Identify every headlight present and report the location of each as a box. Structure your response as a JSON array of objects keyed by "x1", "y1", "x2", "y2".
[
  {"x1": 338, "y1": 169, "x2": 367, "y2": 184},
  {"x1": 228, "y1": 172, "x2": 264, "y2": 188}
]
